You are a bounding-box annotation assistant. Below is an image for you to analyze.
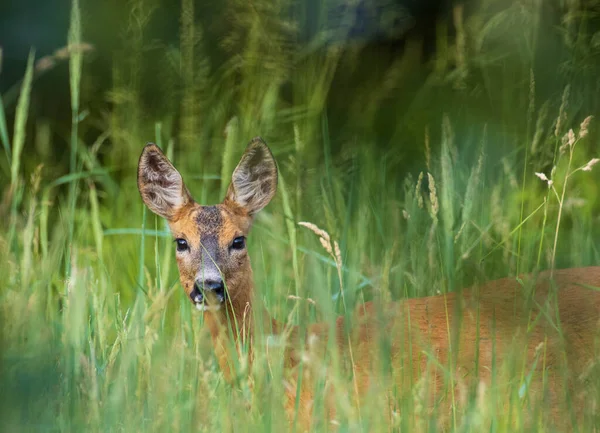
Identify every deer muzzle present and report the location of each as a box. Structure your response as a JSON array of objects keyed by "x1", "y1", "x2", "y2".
[{"x1": 190, "y1": 278, "x2": 226, "y2": 311}]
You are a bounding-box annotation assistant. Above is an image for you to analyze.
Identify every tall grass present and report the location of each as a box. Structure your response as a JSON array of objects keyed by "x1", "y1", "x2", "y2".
[{"x1": 1, "y1": 0, "x2": 600, "y2": 432}]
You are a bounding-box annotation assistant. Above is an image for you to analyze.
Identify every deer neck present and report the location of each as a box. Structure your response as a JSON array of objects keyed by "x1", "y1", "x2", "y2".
[
  {"x1": 201, "y1": 272, "x2": 257, "y2": 381},
  {"x1": 203, "y1": 275, "x2": 302, "y2": 381}
]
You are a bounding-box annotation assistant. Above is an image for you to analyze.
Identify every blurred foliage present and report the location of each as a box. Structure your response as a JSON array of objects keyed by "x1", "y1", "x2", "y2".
[{"x1": 2, "y1": 0, "x2": 600, "y2": 181}]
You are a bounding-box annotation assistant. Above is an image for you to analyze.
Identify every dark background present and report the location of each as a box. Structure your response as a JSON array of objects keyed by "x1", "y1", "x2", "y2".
[
  {"x1": 0, "y1": 0, "x2": 450, "y2": 142},
  {"x1": 1, "y1": 0, "x2": 599, "y2": 183}
]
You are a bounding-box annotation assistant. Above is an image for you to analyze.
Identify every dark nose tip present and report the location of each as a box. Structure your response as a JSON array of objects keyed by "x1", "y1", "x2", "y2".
[
  {"x1": 192, "y1": 279, "x2": 226, "y2": 303},
  {"x1": 203, "y1": 279, "x2": 224, "y2": 292},
  {"x1": 190, "y1": 283, "x2": 203, "y2": 304}
]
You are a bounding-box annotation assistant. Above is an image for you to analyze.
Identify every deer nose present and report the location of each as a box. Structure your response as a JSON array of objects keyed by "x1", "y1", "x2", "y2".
[{"x1": 191, "y1": 278, "x2": 226, "y2": 305}]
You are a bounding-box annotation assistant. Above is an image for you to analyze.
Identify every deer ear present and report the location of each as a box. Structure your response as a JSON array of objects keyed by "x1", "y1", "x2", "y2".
[
  {"x1": 137, "y1": 143, "x2": 192, "y2": 221},
  {"x1": 226, "y1": 137, "x2": 277, "y2": 216}
]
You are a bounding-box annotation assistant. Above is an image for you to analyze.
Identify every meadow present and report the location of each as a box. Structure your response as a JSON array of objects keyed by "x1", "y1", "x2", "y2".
[{"x1": 1, "y1": 0, "x2": 600, "y2": 431}]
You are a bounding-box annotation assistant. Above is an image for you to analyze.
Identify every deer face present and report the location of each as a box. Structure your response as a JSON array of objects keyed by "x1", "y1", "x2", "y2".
[{"x1": 137, "y1": 137, "x2": 277, "y2": 317}]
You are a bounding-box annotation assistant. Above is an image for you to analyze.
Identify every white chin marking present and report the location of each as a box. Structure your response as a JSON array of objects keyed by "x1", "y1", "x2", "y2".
[{"x1": 195, "y1": 303, "x2": 221, "y2": 312}]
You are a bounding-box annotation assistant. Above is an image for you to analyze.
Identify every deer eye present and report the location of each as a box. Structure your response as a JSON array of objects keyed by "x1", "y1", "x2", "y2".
[
  {"x1": 175, "y1": 238, "x2": 189, "y2": 252},
  {"x1": 231, "y1": 236, "x2": 245, "y2": 250}
]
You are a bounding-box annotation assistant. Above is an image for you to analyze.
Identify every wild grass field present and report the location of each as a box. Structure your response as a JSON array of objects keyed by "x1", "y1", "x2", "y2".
[{"x1": 1, "y1": 0, "x2": 600, "y2": 431}]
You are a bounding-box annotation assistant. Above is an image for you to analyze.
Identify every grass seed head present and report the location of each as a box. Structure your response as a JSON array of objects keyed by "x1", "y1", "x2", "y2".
[
  {"x1": 579, "y1": 115, "x2": 592, "y2": 138},
  {"x1": 416, "y1": 172, "x2": 424, "y2": 209},
  {"x1": 535, "y1": 172, "x2": 553, "y2": 188},
  {"x1": 582, "y1": 158, "x2": 600, "y2": 172},
  {"x1": 427, "y1": 172, "x2": 439, "y2": 221}
]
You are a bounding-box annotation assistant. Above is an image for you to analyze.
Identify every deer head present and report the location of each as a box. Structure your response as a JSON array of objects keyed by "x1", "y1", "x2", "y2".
[{"x1": 137, "y1": 137, "x2": 278, "y2": 328}]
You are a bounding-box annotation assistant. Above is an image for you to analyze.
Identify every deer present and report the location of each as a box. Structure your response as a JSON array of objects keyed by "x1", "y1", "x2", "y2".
[{"x1": 138, "y1": 137, "x2": 600, "y2": 431}]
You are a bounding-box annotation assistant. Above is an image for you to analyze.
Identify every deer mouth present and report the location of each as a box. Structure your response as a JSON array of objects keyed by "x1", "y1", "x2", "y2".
[
  {"x1": 190, "y1": 287, "x2": 226, "y2": 312},
  {"x1": 195, "y1": 302, "x2": 221, "y2": 312}
]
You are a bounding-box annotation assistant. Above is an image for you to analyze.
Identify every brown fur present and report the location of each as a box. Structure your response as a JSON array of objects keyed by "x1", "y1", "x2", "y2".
[{"x1": 138, "y1": 139, "x2": 600, "y2": 431}]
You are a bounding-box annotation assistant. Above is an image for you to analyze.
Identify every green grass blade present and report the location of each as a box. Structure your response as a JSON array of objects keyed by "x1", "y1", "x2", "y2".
[
  {"x1": 7, "y1": 49, "x2": 35, "y2": 249},
  {"x1": 10, "y1": 49, "x2": 35, "y2": 190},
  {"x1": 64, "y1": 0, "x2": 83, "y2": 282},
  {"x1": 0, "y1": 94, "x2": 10, "y2": 162}
]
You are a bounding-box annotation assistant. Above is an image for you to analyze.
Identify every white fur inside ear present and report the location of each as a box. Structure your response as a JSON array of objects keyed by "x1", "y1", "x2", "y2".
[
  {"x1": 231, "y1": 165, "x2": 272, "y2": 208},
  {"x1": 139, "y1": 148, "x2": 189, "y2": 219},
  {"x1": 146, "y1": 163, "x2": 186, "y2": 208},
  {"x1": 228, "y1": 141, "x2": 277, "y2": 214}
]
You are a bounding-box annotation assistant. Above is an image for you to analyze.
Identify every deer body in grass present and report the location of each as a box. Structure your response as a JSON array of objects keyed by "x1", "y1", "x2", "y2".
[{"x1": 138, "y1": 138, "x2": 600, "y2": 428}]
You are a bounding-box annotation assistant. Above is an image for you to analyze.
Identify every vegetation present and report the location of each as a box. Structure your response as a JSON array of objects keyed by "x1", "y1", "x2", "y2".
[{"x1": 1, "y1": 0, "x2": 599, "y2": 431}]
